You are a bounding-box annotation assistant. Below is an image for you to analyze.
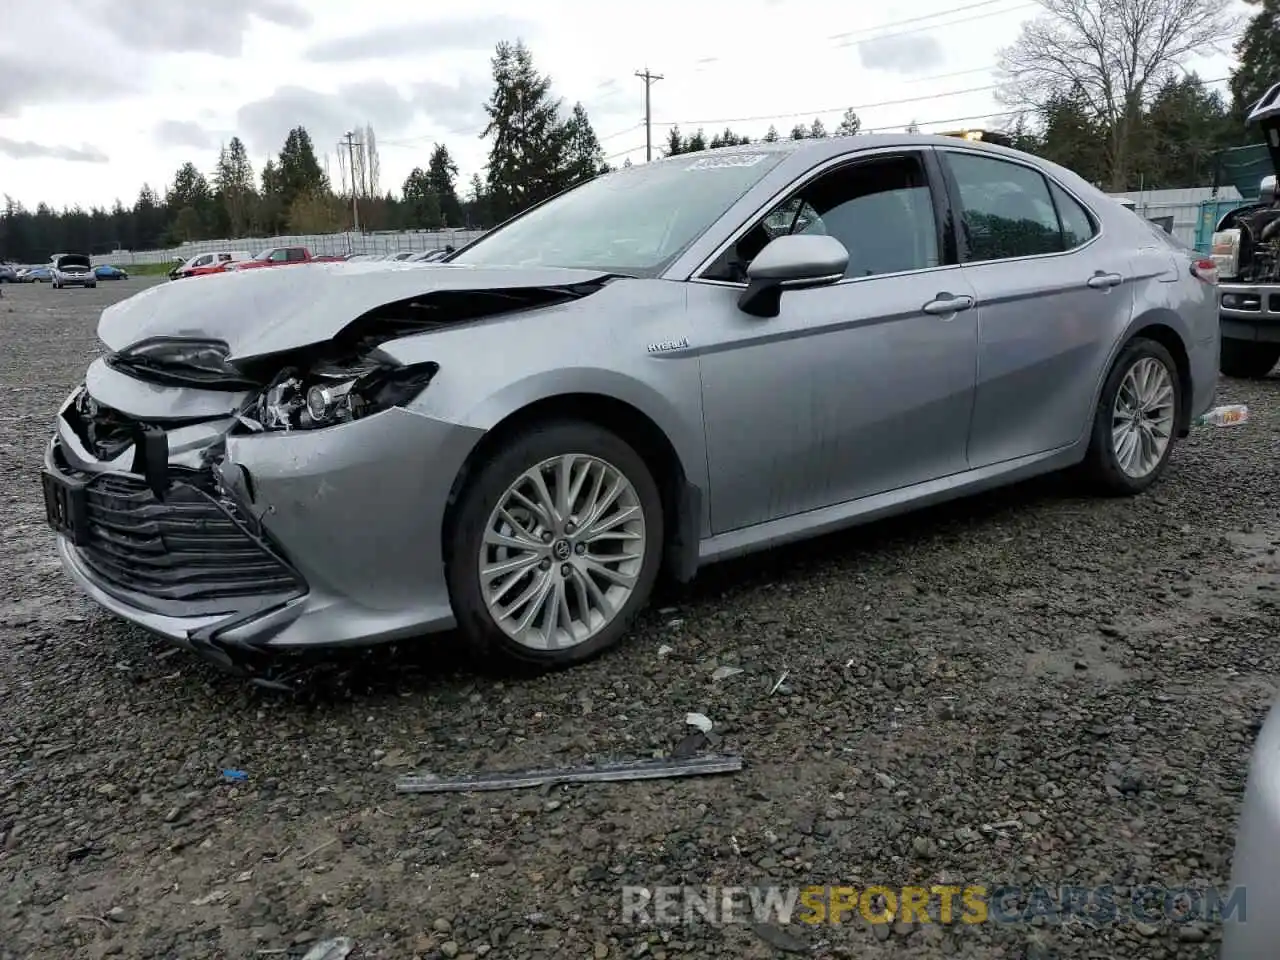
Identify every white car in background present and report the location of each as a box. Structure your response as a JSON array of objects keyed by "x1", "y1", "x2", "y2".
[{"x1": 50, "y1": 254, "x2": 96, "y2": 289}]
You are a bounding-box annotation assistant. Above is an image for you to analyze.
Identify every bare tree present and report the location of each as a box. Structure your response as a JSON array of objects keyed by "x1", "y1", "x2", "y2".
[
  {"x1": 364, "y1": 124, "x2": 380, "y2": 198},
  {"x1": 997, "y1": 0, "x2": 1239, "y2": 189}
]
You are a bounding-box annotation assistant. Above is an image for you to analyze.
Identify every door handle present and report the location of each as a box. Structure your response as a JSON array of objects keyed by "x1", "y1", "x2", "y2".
[
  {"x1": 1087, "y1": 272, "x2": 1123, "y2": 289},
  {"x1": 922, "y1": 293, "x2": 975, "y2": 316}
]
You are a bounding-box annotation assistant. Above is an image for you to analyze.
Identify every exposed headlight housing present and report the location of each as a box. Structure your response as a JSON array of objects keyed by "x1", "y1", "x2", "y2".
[
  {"x1": 107, "y1": 337, "x2": 257, "y2": 389},
  {"x1": 248, "y1": 356, "x2": 438, "y2": 431}
]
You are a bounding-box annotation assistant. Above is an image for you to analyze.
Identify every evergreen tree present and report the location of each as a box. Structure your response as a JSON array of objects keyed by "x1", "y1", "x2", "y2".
[
  {"x1": 466, "y1": 173, "x2": 491, "y2": 227},
  {"x1": 835, "y1": 109, "x2": 861, "y2": 136},
  {"x1": 1035, "y1": 89, "x2": 1108, "y2": 184},
  {"x1": 808, "y1": 118, "x2": 827, "y2": 138},
  {"x1": 403, "y1": 166, "x2": 444, "y2": 228},
  {"x1": 276, "y1": 126, "x2": 328, "y2": 212},
  {"x1": 790, "y1": 124, "x2": 808, "y2": 140},
  {"x1": 425, "y1": 144, "x2": 463, "y2": 226},
  {"x1": 664, "y1": 126, "x2": 685, "y2": 156},
  {"x1": 482, "y1": 40, "x2": 572, "y2": 221},
  {"x1": 213, "y1": 136, "x2": 256, "y2": 237},
  {"x1": 562, "y1": 102, "x2": 607, "y2": 184},
  {"x1": 763, "y1": 125, "x2": 779, "y2": 142}
]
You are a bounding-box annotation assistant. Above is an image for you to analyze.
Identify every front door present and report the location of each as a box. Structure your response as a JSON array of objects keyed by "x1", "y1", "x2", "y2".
[
  {"x1": 691, "y1": 150, "x2": 980, "y2": 534},
  {"x1": 938, "y1": 149, "x2": 1137, "y2": 467}
]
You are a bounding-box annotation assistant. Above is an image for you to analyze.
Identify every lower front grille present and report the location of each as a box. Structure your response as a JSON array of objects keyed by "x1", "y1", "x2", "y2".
[{"x1": 58, "y1": 456, "x2": 304, "y2": 614}]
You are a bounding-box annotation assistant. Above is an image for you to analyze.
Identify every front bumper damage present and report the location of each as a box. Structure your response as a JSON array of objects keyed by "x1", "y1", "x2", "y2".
[{"x1": 45, "y1": 363, "x2": 482, "y2": 680}]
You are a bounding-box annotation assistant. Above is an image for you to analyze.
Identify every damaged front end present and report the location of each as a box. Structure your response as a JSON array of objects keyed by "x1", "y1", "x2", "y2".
[{"x1": 45, "y1": 281, "x2": 604, "y2": 679}]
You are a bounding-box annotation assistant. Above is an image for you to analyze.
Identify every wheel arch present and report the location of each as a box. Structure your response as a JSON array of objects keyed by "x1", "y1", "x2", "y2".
[
  {"x1": 1091, "y1": 311, "x2": 1194, "y2": 438},
  {"x1": 442, "y1": 391, "x2": 705, "y2": 584}
]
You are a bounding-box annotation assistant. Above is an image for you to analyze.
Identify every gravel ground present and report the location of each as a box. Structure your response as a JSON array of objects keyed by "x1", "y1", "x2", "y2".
[{"x1": 1, "y1": 278, "x2": 1277, "y2": 960}]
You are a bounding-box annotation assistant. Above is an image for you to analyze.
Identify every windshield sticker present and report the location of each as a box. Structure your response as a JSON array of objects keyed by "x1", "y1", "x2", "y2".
[{"x1": 686, "y1": 154, "x2": 767, "y2": 171}]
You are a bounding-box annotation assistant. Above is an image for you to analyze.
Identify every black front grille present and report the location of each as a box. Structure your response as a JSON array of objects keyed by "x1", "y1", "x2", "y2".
[{"x1": 58, "y1": 457, "x2": 304, "y2": 611}]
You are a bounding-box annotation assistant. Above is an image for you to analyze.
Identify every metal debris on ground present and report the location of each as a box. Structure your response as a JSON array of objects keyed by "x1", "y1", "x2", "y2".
[
  {"x1": 685, "y1": 712, "x2": 714, "y2": 733},
  {"x1": 711, "y1": 665, "x2": 744, "y2": 681},
  {"x1": 300, "y1": 938, "x2": 355, "y2": 960},
  {"x1": 769, "y1": 671, "x2": 790, "y2": 695},
  {"x1": 395, "y1": 755, "x2": 743, "y2": 794}
]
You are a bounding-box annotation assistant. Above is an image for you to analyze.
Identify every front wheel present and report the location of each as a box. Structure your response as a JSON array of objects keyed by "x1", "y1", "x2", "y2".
[
  {"x1": 1081, "y1": 337, "x2": 1181, "y2": 496},
  {"x1": 1220, "y1": 339, "x2": 1280, "y2": 379},
  {"x1": 446, "y1": 421, "x2": 665, "y2": 670}
]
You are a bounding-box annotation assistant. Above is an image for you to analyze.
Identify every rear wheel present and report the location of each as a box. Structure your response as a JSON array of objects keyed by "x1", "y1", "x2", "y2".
[
  {"x1": 446, "y1": 421, "x2": 664, "y2": 670},
  {"x1": 1081, "y1": 337, "x2": 1181, "y2": 496},
  {"x1": 1220, "y1": 339, "x2": 1280, "y2": 379}
]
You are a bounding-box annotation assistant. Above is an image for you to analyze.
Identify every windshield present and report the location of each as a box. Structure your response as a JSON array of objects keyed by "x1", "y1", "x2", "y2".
[{"x1": 450, "y1": 151, "x2": 789, "y2": 275}]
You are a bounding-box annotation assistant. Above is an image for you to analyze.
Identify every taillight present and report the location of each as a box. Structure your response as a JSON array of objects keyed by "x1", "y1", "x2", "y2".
[{"x1": 1191, "y1": 258, "x2": 1219, "y2": 285}]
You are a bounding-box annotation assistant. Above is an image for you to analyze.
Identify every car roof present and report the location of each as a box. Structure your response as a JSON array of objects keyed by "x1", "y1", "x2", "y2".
[{"x1": 639, "y1": 132, "x2": 1049, "y2": 170}]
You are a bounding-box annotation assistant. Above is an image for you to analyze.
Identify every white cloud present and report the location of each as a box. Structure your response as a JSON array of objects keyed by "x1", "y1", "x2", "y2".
[{"x1": 0, "y1": 0, "x2": 1241, "y2": 209}]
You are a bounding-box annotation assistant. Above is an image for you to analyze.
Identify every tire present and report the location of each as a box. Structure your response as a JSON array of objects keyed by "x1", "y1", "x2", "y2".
[
  {"x1": 446, "y1": 420, "x2": 665, "y2": 670},
  {"x1": 1220, "y1": 338, "x2": 1280, "y2": 379},
  {"x1": 1081, "y1": 337, "x2": 1182, "y2": 496}
]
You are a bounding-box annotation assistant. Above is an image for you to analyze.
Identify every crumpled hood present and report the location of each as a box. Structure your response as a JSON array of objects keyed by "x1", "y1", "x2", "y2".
[{"x1": 98, "y1": 260, "x2": 613, "y2": 361}]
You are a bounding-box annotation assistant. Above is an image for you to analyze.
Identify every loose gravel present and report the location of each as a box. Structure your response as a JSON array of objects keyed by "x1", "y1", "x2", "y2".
[{"x1": 1, "y1": 278, "x2": 1277, "y2": 960}]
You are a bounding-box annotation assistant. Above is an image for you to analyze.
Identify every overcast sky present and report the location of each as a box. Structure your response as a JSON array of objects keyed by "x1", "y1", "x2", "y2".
[{"x1": 0, "y1": 0, "x2": 1244, "y2": 211}]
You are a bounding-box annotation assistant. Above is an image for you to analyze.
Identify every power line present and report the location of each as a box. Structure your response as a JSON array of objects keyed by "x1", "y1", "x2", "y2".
[
  {"x1": 598, "y1": 122, "x2": 645, "y2": 143},
  {"x1": 654, "y1": 83, "x2": 1000, "y2": 128},
  {"x1": 654, "y1": 73, "x2": 1233, "y2": 131},
  {"x1": 831, "y1": 2, "x2": 1038, "y2": 48},
  {"x1": 828, "y1": 0, "x2": 1016, "y2": 41},
  {"x1": 636, "y1": 68, "x2": 664, "y2": 162}
]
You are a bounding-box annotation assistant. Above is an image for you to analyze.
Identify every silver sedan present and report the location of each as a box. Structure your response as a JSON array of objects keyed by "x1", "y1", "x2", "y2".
[{"x1": 42, "y1": 134, "x2": 1219, "y2": 677}]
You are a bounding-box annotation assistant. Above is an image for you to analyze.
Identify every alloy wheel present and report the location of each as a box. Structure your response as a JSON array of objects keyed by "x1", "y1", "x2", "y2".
[
  {"x1": 478, "y1": 453, "x2": 648, "y2": 651},
  {"x1": 1111, "y1": 356, "x2": 1175, "y2": 479}
]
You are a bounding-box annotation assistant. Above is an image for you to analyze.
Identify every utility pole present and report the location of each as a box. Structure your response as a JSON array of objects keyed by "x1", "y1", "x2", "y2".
[
  {"x1": 341, "y1": 131, "x2": 362, "y2": 233},
  {"x1": 635, "y1": 68, "x2": 663, "y2": 162}
]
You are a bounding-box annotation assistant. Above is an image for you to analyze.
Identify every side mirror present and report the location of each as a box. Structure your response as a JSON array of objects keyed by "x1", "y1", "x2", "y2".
[{"x1": 738, "y1": 234, "x2": 849, "y2": 317}]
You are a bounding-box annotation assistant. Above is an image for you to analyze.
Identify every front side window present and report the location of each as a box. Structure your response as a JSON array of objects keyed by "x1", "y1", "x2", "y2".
[
  {"x1": 704, "y1": 153, "x2": 940, "y2": 282},
  {"x1": 194, "y1": 255, "x2": 212, "y2": 267},
  {"x1": 269, "y1": 249, "x2": 289, "y2": 262},
  {"x1": 945, "y1": 152, "x2": 1065, "y2": 262},
  {"x1": 449, "y1": 151, "x2": 789, "y2": 277}
]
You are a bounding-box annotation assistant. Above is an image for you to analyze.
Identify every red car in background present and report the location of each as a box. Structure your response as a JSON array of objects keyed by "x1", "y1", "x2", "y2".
[{"x1": 228, "y1": 246, "x2": 345, "y2": 272}]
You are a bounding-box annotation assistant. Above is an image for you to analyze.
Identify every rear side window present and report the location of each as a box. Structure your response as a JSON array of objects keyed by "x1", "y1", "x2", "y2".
[
  {"x1": 287, "y1": 248, "x2": 306, "y2": 262},
  {"x1": 1048, "y1": 182, "x2": 1097, "y2": 249},
  {"x1": 945, "y1": 152, "x2": 1064, "y2": 261}
]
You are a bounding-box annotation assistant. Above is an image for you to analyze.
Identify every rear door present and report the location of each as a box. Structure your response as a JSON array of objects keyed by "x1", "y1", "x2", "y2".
[{"x1": 938, "y1": 148, "x2": 1134, "y2": 468}]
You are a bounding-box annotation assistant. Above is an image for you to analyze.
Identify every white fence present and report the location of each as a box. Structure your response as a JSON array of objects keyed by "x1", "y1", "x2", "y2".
[{"x1": 92, "y1": 228, "x2": 488, "y2": 266}]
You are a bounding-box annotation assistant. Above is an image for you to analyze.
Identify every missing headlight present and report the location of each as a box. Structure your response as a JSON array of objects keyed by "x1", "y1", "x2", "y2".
[{"x1": 244, "y1": 359, "x2": 438, "y2": 432}]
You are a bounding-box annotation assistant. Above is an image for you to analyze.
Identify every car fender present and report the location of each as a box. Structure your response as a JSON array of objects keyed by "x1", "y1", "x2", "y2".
[
  {"x1": 438, "y1": 367, "x2": 709, "y2": 498},
  {"x1": 1078, "y1": 306, "x2": 1195, "y2": 443}
]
